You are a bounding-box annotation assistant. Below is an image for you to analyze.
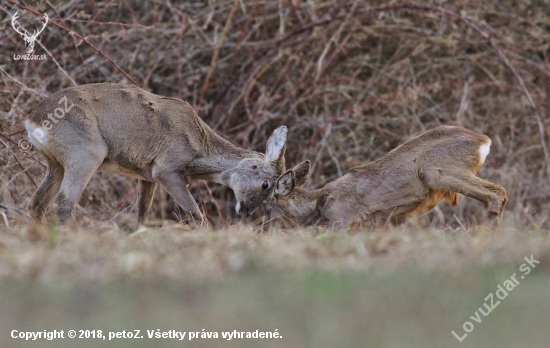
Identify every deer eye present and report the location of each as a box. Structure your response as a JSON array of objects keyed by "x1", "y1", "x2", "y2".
[{"x1": 262, "y1": 181, "x2": 269, "y2": 190}]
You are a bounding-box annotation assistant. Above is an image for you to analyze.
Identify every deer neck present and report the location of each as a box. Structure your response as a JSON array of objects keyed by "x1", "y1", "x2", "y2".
[
  {"x1": 290, "y1": 188, "x2": 325, "y2": 224},
  {"x1": 188, "y1": 129, "x2": 262, "y2": 186}
]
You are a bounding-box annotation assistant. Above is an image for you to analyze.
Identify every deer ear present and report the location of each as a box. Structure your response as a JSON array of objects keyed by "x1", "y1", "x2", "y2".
[
  {"x1": 275, "y1": 169, "x2": 295, "y2": 196},
  {"x1": 293, "y1": 160, "x2": 310, "y2": 187},
  {"x1": 265, "y1": 126, "x2": 287, "y2": 173}
]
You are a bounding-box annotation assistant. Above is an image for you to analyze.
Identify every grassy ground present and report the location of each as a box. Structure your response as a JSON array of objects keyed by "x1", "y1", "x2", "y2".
[
  {"x1": 2, "y1": 1, "x2": 550, "y2": 346},
  {"x1": 0, "y1": 220, "x2": 548, "y2": 348}
]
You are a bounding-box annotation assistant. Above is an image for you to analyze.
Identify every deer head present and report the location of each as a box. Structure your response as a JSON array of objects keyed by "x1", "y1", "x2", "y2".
[
  {"x1": 262, "y1": 160, "x2": 314, "y2": 225},
  {"x1": 230, "y1": 126, "x2": 288, "y2": 216},
  {"x1": 12, "y1": 11, "x2": 48, "y2": 54}
]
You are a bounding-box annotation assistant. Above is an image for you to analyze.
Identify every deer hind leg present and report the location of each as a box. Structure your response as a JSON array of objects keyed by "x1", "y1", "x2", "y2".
[
  {"x1": 55, "y1": 153, "x2": 106, "y2": 224},
  {"x1": 422, "y1": 170, "x2": 507, "y2": 222},
  {"x1": 137, "y1": 180, "x2": 156, "y2": 228},
  {"x1": 28, "y1": 157, "x2": 64, "y2": 223}
]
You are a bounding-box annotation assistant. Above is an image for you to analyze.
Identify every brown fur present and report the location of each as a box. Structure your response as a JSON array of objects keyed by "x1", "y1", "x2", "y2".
[
  {"x1": 26, "y1": 83, "x2": 288, "y2": 228},
  {"x1": 265, "y1": 126, "x2": 508, "y2": 229}
]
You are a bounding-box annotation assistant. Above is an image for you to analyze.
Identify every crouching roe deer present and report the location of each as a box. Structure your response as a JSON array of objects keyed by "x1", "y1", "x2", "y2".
[
  {"x1": 25, "y1": 83, "x2": 289, "y2": 228},
  {"x1": 264, "y1": 126, "x2": 508, "y2": 229}
]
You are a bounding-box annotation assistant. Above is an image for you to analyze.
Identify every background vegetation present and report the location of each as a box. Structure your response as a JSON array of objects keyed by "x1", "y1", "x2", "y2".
[
  {"x1": 2, "y1": 0, "x2": 550, "y2": 228},
  {"x1": 1, "y1": 1, "x2": 550, "y2": 347}
]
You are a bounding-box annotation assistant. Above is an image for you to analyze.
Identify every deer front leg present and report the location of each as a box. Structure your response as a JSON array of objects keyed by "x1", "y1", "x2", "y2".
[
  {"x1": 137, "y1": 180, "x2": 156, "y2": 229},
  {"x1": 153, "y1": 171, "x2": 210, "y2": 227}
]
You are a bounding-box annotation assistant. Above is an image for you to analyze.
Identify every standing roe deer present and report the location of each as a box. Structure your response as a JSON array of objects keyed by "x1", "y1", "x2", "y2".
[
  {"x1": 25, "y1": 83, "x2": 288, "y2": 228},
  {"x1": 264, "y1": 126, "x2": 508, "y2": 229}
]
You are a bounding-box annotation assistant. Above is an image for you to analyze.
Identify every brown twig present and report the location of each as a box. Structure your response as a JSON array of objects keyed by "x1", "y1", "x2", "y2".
[
  {"x1": 199, "y1": 0, "x2": 240, "y2": 107},
  {"x1": 369, "y1": 3, "x2": 549, "y2": 180},
  {"x1": 0, "y1": 138, "x2": 38, "y2": 187},
  {"x1": 203, "y1": 181, "x2": 225, "y2": 227},
  {"x1": 6, "y1": 0, "x2": 140, "y2": 87},
  {"x1": 279, "y1": 3, "x2": 549, "y2": 178},
  {"x1": 0, "y1": 131, "x2": 46, "y2": 168},
  {"x1": 195, "y1": 181, "x2": 210, "y2": 222}
]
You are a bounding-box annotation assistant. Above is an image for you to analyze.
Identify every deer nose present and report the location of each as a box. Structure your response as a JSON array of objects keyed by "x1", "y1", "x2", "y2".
[
  {"x1": 241, "y1": 203, "x2": 250, "y2": 216},
  {"x1": 236, "y1": 201, "x2": 249, "y2": 216}
]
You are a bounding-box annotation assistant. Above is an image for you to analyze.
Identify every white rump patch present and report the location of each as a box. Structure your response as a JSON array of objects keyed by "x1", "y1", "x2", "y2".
[
  {"x1": 25, "y1": 120, "x2": 48, "y2": 151},
  {"x1": 479, "y1": 139, "x2": 491, "y2": 165}
]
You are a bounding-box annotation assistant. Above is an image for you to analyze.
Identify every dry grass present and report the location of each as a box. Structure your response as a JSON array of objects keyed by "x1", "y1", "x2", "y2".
[
  {"x1": 1, "y1": 0, "x2": 550, "y2": 227},
  {"x1": 0, "y1": 219, "x2": 547, "y2": 283},
  {"x1": 0, "y1": 221, "x2": 549, "y2": 348},
  {"x1": 1, "y1": 1, "x2": 550, "y2": 347}
]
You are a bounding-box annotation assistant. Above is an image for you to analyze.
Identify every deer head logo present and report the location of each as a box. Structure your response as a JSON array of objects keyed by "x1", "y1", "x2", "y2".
[{"x1": 11, "y1": 11, "x2": 48, "y2": 54}]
